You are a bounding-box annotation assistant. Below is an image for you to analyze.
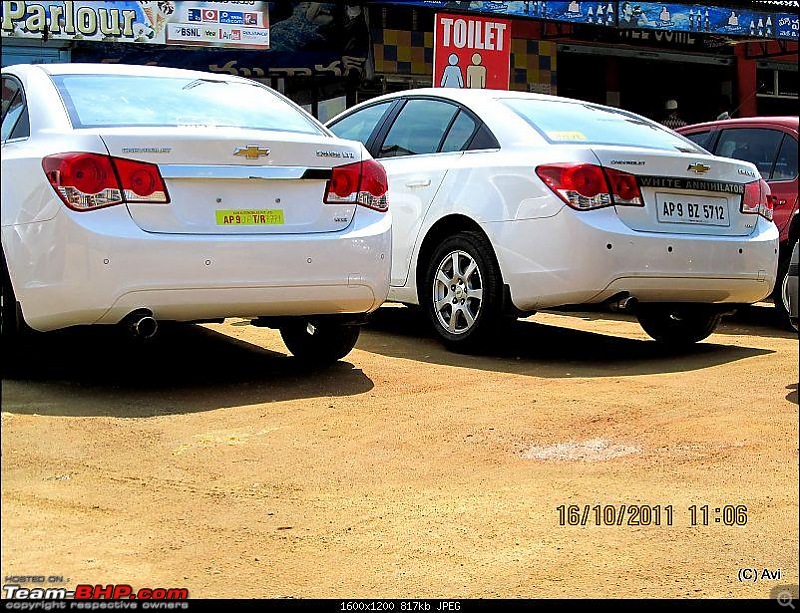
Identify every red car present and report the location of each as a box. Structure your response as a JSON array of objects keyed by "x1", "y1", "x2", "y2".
[{"x1": 678, "y1": 117, "x2": 799, "y2": 330}]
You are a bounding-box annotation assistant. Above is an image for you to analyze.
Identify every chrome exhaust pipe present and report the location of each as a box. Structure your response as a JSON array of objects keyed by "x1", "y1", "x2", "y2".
[
  {"x1": 610, "y1": 296, "x2": 638, "y2": 313},
  {"x1": 125, "y1": 312, "x2": 158, "y2": 339}
]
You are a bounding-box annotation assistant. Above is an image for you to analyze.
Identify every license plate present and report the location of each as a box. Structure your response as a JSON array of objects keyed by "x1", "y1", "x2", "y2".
[
  {"x1": 655, "y1": 193, "x2": 730, "y2": 227},
  {"x1": 215, "y1": 209, "x2": 284, "y2": 225}
]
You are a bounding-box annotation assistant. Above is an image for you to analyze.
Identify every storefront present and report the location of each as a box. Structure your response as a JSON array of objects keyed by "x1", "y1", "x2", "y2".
[
  {"x1": 555, "y1": 24, "x2": 738, "y2": 123},
  {"x1": 368, "y1": 1, "x2": 798, "y2": 120},
  {"x1": 3, "y1": 2, "x2": 797, "y2": 120},
  {"x1": 1, "y1": 1, "x2": 370, "y2": 120}
]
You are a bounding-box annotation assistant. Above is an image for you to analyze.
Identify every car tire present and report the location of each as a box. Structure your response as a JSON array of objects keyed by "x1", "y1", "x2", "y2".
[
  {"x1": 1, "y1": 252, "x2": 29, "y2": 345},
  {"x1": 280, "y1": 320, "x2": 360, "y2": 365},
  {"x1": 774, "y1": 239, "x2": 798, "y2": 333},
  {"x1": 637, "y1": 304, "x2": 721, "y2": 347},
  {"x1": 423, "y1": 231, "x2": 503, "y2": 351}
]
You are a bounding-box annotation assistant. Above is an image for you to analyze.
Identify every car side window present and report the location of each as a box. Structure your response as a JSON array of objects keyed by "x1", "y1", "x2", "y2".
[
  {"x1": 1, "y1": 76, "x2": 30, "y2": 142},
  {"x1": 773, "y1": 135, "x2": 798, "y2": 181},
  {"x1": 715, "y1": 128, "x2": 783, "y2": 179},
  {"x1": 440, "y1": 110, "x2": 477, "y2": 153},
  {"x1": 468, "y1": 123, "x2": 500, "y2": 150},
  {"x1": 684, "y1": 131, "x2": 713, "y2": 151},
  {"x1": 328, "y1": 101, "x2": 393, "y2": 146},
  {"x1": 378, "y1": 99, "x2": 458, "y2": 158}
]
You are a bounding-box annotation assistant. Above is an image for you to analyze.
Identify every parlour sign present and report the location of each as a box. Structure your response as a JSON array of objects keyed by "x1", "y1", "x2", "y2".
[
  {"x1": 433, "y1": 12, "x2": 510, "y2": 90},
  {"x1": 0, "y1": 1, "x2": 270, "y2": 48}
]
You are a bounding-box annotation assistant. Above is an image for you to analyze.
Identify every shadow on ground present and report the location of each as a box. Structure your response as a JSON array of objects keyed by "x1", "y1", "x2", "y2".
[
  {"x1": 551, "y1": 303, "x2": 797, "y2": 340},
  {"x1": 716, "y1": 303, "x2": 798, "y2": 340},
  {"x1": 1, "y1": 324, "x2": 373, "y2": 418},
  {"x1": 359, "y1": 306, "x2": 775, "y2": 379},
  {"x1": 787, "y1": 383, "x2": 798, "y2": 406}
]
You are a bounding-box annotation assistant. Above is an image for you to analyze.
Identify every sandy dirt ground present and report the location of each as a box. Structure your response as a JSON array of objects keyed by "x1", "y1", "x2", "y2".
[{"x1": 2, "y1": 305, "x2": 798, "y2": 599}]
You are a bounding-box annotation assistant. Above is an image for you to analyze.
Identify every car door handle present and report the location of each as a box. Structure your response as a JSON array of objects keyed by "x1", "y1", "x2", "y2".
[
  {"x1": 776, "y1": 199, "x2": 787, "y2": 206},
  {"x1": 405, "y1": 178, "x2": 432, "y2": 188}
]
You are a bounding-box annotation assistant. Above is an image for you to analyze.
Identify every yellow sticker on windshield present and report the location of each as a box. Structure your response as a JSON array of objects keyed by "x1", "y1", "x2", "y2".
[
  {"x1": 546, "y1": 131, "x2": 587, "y2": 141},
  {"x1": 216, "y1": 209, "x2": 284, "y2": 225}
]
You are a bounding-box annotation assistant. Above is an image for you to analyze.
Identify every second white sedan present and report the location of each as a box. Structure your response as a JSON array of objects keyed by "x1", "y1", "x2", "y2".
[{"x1": 328, "y1": 89, "x2": 779, "y2": 350}]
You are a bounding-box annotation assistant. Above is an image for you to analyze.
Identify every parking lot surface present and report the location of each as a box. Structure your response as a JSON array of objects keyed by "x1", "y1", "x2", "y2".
[{"x1": 2, "y1": 306, "x2": 797, "y2": 598}]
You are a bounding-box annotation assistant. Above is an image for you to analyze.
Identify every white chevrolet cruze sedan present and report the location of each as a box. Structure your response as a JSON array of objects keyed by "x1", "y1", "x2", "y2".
[
  {"x1": 328, "y1": 89, "x2": 779, "y2": 350},
  {"x1": 1, "y1": 64, "x2": 391, "y2": 364}
]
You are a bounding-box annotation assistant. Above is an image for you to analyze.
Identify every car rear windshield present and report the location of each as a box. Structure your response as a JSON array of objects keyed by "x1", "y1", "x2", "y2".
[
  {"x1": 500, "y1": 98, "x2": 701, "y2": 152},
  {"x1": 50, "y1": 74, "x2": 323, "y2": 135}
]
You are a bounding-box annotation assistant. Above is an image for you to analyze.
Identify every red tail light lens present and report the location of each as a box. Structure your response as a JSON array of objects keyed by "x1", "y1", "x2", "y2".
[
  {"x1": 112, "y1": 157, "x2": 169, "y2": 202},
  {"x1": 326, "y1": 162, "x2": 361, "y2": 203},
  {"x1": 741, "y1": 178, "x2": 773, "y2": 221},
  {"x1": 43, "y1": 153, "x2": 169, "y2": 211},
  {"x1": 535, "y1": 163, "x2": 643, "y2": 210},
  {"x1": 324, "y1": 159, "x2": 388, "y2": 213},
  {"x1": 43, "y1": 153, "x2": 122, "y2": 211},
  {"x1": 604, "y1": 167, "x2": 644, "y2": 206}
]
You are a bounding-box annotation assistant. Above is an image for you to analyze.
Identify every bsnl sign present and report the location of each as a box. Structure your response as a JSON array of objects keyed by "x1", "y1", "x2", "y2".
[{"x1": 433, "y1": 12, "x2": 511, "y2": 90}]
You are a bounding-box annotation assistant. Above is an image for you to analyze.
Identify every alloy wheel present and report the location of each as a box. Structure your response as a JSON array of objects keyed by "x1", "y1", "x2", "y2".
[{"x1": 432, "y1": 250, "x2": 483, "y2": 335}]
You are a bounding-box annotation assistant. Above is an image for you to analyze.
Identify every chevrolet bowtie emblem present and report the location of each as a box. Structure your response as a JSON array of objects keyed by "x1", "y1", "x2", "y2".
[
  {"x1": 687, "y1": 162, "x2": 711, "y2": 174},
  {"x1": 234, "y1": 145, "x2": 270, "y2": 160}
]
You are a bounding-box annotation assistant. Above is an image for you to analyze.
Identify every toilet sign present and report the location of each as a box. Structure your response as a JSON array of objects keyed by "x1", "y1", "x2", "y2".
[{"x1": 433, "y1": 12, "x2": 511, "y2": 90}]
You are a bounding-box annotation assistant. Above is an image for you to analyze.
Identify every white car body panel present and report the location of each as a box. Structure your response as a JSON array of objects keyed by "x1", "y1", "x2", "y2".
[
  {"x1": 1, "y1": 63, "x2": 391, "y2": 332},
  {"x1": 328, "y1": 88, "x2": 779, "y2": 311},
  {"x1": 379, "y1": 151, "x2": 456, "y2": 285}
]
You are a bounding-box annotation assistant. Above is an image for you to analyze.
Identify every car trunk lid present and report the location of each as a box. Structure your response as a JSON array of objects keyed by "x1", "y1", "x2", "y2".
[
  {"x1": 98, "y1": 128, "x2": 362, "y2": 234},
  {"x1": 591, "y1": 146, "x2": 762, "y2": 237}
]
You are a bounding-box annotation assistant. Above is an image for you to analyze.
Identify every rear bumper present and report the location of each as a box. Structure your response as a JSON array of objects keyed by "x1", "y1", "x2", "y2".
[
  {"x1": 486, "y1": 206, "x2": 779, "y2": 311},
  {"x1": 3, "y1": 206, "x2": 391, "y2": 332}
]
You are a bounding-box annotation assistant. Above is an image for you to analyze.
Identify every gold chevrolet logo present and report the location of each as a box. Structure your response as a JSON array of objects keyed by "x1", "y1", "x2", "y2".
[
  {"x1": 233, "y1": 145, "x2": 270, "y2": 160},
  {"x1": 687, "y1": 163, "x2": 711, "y2": 174}
]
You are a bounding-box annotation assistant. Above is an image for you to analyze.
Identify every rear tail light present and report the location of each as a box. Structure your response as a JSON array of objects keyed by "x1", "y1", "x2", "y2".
[
  {"x1": 741, "y1": 178, "x2": 773, "y2": 221},
  {"x1": 535, "y1": 163, "x2": 643, "y2": 210},
  {"x1": 604, "y1": 167, "x2": 644, "y2": 206},
  {"x1": 42, "y1": 153, "x2": 169, "y2": 211},
  {"x1": 324, "y1": 159, "x2": 388, "y2": 212},
  {"x1": 42, "y1": 153, "x2": 122, "y2": 210},
  {"x1": 112, "y1": 156, "x2": 169, "y2": 203}
]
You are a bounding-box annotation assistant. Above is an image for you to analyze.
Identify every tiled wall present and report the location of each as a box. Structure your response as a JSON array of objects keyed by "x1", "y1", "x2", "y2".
[{"x1": 372, "y1": 28, "x2": 557, "y2": 94}]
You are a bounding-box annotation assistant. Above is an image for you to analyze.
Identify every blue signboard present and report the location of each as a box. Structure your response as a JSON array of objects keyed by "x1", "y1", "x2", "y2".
[
  {"x1": 381, "y1": 2, "x2": 618, "y2": 27},
  {"x1": 617, "y1": 3, "x2": 798, "y2": 40},
  {"x1": 384, "y1": 1, "x2": 797, "y2": 40},
  {"x1": 776, "y1": 13, "x2": 799, "y2": 41}
]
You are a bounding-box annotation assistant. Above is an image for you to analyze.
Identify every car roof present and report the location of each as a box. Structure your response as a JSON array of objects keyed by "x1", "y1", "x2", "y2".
[
  {"x1": 347, "y1": 87, "x2": 598, "y2": 108},
  {"x1": 678, "y1": 116, "x2": 799, "y2": 132},
  {"x1": 3, "y1": 62, "x2": 247, "y2": 83}
]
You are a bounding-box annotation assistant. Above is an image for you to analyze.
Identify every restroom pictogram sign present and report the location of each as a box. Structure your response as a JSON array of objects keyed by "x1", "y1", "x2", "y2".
[{"x1": 433, "y1": 12, "x2": 511, "y2": 90}]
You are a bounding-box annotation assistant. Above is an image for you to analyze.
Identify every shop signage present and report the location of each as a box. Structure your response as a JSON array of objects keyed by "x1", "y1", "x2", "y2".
[
  {"x1": 433, "y1": 12, "x2": 511, "y2": 89},
  {"x1": 386, "y1": 1, "x2": 617, "y2": 27},
  {"x1": 618, "y1": 3, "x2": 799, "y2": 41},
  {"x1": 69, "y1": 3, "x2": 370, "y2": 81},
  {"x1": 385, "y1": 2, "x2": 798, "y2": 41},
  {"x1": 0, "y1": 1, "x2": 271, "y2": 48}
]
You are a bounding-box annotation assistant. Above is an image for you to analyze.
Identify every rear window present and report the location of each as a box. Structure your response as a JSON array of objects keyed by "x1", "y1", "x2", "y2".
[
  {"x1": 683, "y1": 130, "x2": 714, "y2": 151},
  {"x1": 50, "y1": 74, "x2": 323, "y2": 135},
  {"x1": 500, "y1": 98, "x2": 701, "y2": 152}
]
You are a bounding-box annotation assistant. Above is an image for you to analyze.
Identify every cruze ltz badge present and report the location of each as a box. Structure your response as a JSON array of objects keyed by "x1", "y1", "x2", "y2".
[
  {"x1": 233, "y1": 145, "x2": 270, "y2": 160},
  {"x1": 316, "y1": 150, "x2": 355, "y2": 159},
  {"x1": 687, "y1": 163, "x2": 711, "y2": 174}
]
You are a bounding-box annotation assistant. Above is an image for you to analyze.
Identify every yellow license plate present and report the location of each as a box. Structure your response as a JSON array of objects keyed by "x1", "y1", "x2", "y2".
[{"x1": 215, "y1": 209, "x2": 284, "y2": 225}]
